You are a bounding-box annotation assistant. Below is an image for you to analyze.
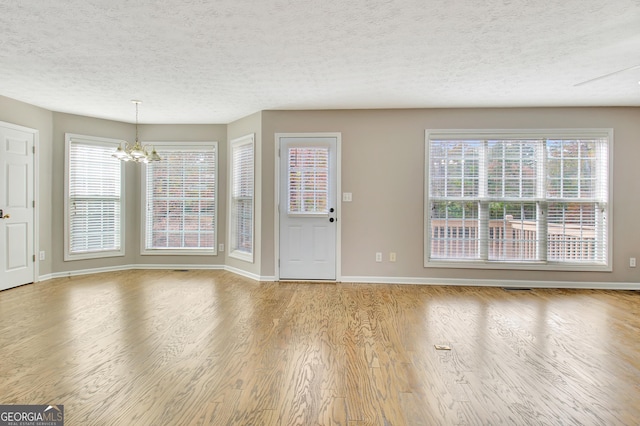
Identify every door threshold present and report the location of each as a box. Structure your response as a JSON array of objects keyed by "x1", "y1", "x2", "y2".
[{"x1": 278, "y1": 279, "x2": 338, "y2": 284}]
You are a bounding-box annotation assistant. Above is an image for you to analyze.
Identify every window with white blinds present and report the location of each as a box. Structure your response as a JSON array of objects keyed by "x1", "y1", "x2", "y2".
[
  {"x1": 425, "y1": 130, "x2": 611, "y2": 270},
  {"x1": 229, "y1": 134, "x2": 254, "y2": 262},
  {"x1": 287, "y1": 147, "x2": 329, "y2": 214},
  {"x1": 142, "y1": 142, "x2": 217, "y2": 255},
  {"x1": 65, "y1": 134, "x2": 124, "y2": 260}
]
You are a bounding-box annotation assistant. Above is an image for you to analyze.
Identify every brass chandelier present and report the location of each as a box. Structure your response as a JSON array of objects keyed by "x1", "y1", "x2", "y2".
[{"x1": 112, "y1": 100, "x2": 161, "y2": 163}]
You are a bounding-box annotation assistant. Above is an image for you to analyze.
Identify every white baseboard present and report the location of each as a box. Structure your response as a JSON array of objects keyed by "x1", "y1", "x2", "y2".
[
  {"x1": 224, "y1": 265, "x2": 262, "y2": 281},
  {"x1": 38, "y1": 268, "x2": 639, "y2": 290},
  {"x1": 46, "y1": 264, "x2": 134, "y2": 280},
  {"x1": 42, "y1": 264, "x2": 224, "y2": 281},
  {"x1": 136, "y1": 264, "x2": 225, "y2": 271},
  {"x1": 340, "y1": 275, "x2": 640, "y2": 290}
]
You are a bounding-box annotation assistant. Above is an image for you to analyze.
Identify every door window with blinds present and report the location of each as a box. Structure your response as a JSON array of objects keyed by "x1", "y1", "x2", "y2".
[
  {"x1": 65, "y1": 134, "x2": 125, "y2": 260},
  {"x1": 229, "y1": 134, "x2": 254, "y2": 262},
  {"x1": 287, "y1": 146, "x2": 329, "y2": 215},
  {"x1": 142, "y1": 142, "x2": 217, "y2": 255},
  {"x1": 425, "y1": 129, "x2": 611, "y2": 270}
]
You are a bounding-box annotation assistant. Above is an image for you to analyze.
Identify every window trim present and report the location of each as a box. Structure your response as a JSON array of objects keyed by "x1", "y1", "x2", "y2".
[
  {"x1": 140, "y1": 141, "x2": 218, "y2": 256},
  {"x1": 424, "y1": 128, "x2": 613, "y2": 272},
  {"x1": 64, "y1": 133, "x2": 126, "y2": 261},
  {"x1": 228, "y1": 134, "x2": 255, "y2": 263}
]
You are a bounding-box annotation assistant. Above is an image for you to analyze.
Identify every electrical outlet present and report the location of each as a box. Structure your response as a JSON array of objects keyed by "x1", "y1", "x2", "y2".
[
  {"x1": 375, "y1": 252, "x2": 382, "y2": 262},
  {"x1": 389, "y1": 252, "x2": 396, "y2": 262},
  {"x1": 343, "y1": 192, "x2": 353, "y2": 202},
  {"x1": 39, "y1": 251, "x2": 45, "y2": 261},
  {"x1": 219, "y1": 244, "x2": 225, "y2": 252},
  {"x1": 631, "y1": 257, "x2": 636, "y2": 268}
]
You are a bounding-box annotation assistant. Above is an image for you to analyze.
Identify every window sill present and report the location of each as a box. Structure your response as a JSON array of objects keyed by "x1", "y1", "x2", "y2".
[
  {"x1": 141, "y1": 249, "x2": 217, "y2": 256},
  {"x1": 425, "y1": 259, "x2": 611, "y2": 272},
  {"x1": 229, "y1": 250, "x2": 254, "y2": 263},
  {"x1": 64, "y1": 250, "x2": 125, "y2": 261}
]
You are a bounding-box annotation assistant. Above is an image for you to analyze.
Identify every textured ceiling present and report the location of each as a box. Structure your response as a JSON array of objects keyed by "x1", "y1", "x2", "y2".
[{"x1": 0, "y1": 0, "x2": 639, "y2": 124}]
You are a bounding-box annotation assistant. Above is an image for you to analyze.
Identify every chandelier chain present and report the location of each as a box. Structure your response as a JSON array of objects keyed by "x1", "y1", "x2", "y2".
[{"x1": 135, "y1": 102, "x2": 139, "y2": 142}]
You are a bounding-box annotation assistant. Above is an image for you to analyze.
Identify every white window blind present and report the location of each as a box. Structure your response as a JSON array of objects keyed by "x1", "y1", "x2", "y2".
[
  {"x1": 288, "y1": 147, "x2": 329, "y2": 214},
  {"x1": 426, "y1": 130, "x2": 610, "y2": 269},
  {"x1": 229, "y1": 135, "x2": 254, "y2": 261},
  {"x1": 65, "y1": 134, "x2": 124, "y2": 260},
  {"x1": 143, "y1": 143, "x2": 217, "y2": 254}
]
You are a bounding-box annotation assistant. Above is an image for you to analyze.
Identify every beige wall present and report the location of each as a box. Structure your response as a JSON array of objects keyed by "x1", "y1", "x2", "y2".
[
  {"x1": 3, "y1": 93, "x2": 639, "y2": 285},
  {"x1": 0, "y1": 95, "x2": 53, "y2": 276},
  {"x1": 262, "y1": 107, "x2": 640, "y2": 283},
  {"x1": 52, "y1": 112, "x2": 136, "y2": 273},
  {"x1": 51, "y1": 114, "x2": 227, "y2": 273}
]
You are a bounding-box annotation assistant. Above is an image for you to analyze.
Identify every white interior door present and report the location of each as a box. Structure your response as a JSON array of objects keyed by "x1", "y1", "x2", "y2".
[
  {"x1": 0, "y1": 122, "x2": 35, "y2": 291},
  {"x1": 279, "y1": 136, "x2": 338, "y2": 280}
]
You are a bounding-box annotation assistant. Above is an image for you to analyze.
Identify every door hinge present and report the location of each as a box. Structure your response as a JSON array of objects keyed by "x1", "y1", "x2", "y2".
[
  {"x1": 33, "y1": 200, "x2": 35, "y2": 208},
  {"x1": 33, "y1": 254, "x2": 36, "y2": 262},
  {"x1": 32, "y1": 146, "x2": 35, "y2": 154}
]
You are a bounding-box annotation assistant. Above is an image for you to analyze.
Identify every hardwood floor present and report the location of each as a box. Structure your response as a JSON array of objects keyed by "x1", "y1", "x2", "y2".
[{"x1": 1, "y1": 270, "x2": 639, "y2": 425}]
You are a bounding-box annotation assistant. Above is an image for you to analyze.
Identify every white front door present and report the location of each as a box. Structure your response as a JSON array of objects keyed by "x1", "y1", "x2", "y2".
[
  {"x1": 278, "y1": 135, "x2": 339, "y2": 280},
  {"x1": 0, "y1": 122, "x2": 36, "y2": 291}
]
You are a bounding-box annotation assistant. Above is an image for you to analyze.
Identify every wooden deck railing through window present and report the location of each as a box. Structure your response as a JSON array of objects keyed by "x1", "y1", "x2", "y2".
[{"x1": 430, "y1": 218, "x2": 596, "y2": 260}]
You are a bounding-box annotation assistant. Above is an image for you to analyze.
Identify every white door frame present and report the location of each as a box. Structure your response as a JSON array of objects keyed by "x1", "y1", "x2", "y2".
[
  {"x1": 274, "y1": 132, "x2": 341, "y2": 281},
  {"x1": 0, "y1": 120, "x2": 39, "y2": 286}
]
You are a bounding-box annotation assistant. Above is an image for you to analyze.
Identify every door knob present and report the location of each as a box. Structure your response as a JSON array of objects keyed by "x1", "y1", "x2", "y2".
[{"x1": 2, "y1": 214, "x2": 9, "y2": 219}]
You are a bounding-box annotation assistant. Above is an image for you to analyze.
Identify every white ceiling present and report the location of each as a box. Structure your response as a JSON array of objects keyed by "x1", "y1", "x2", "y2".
[{"x1": 1, "y1": 0, "x2": 639, "y2": 124}]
